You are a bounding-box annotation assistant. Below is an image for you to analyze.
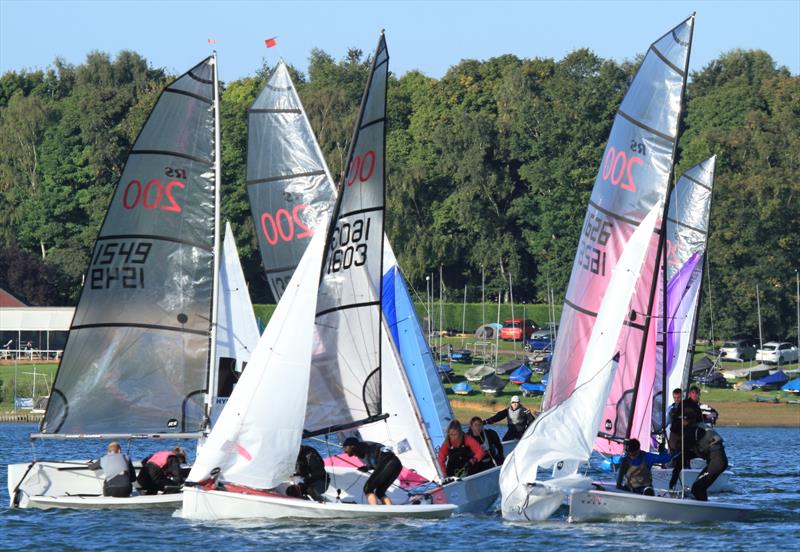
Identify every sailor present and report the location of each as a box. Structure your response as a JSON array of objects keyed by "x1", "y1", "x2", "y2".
[
  {"x1": 668, "y1": 385, "x2": 704, "y2": 461},
  {"x1": 467, "y1": 416, "x2": 504, "y2": 469},
  {"x1": 689, "y1": 426, "x2": 729, "y2": 501},
  {"x1": 289, "y1": 445, "x2": 329, "y2": 502},
  {"x1": 88, "y1": 441, "x2": 136, "y2": 498},
  {"x1": 438, "y1": 420, "x2": 486, "y2": 477},
  {"x1": 615, "y1": 439, "x2": 672, "y2": 496},
  {"x1": 136, "y1": 447, "x2": 186, "y2": 495},
  {"x1": 483, "y1": 395, "x2": 535, "y2": 440},
  {"x1": 342, "y1": 437, "x2": 402, "y2": 506}
]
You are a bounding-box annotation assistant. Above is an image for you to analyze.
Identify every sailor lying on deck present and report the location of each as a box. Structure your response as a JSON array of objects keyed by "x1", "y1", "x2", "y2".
[
  {"x1": 88, "y1": 441, "x2": 136, "y2": 498},
  {"x1": 616, "y1": 439, "x2": 672, "y2": 496}
]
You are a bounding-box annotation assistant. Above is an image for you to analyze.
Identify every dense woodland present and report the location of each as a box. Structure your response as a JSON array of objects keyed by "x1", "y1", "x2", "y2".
[{"x1": 0, "y1": 46, "x2": 797, "y2": 340}]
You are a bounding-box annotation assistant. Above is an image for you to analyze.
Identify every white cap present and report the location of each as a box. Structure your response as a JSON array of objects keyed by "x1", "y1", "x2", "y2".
[{"x1": 510, "y1": 395, "x2": 520, "y2": 403}]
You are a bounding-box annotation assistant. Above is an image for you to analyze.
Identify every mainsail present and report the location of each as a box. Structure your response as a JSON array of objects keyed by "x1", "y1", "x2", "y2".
[
  {"x1": 652, "y1": 156, "x2": 715, "y2": 432},
  {"x1": 304, "y1": 33, "x2": 389, "y2": 436},
  {"x1": 542, "y1": 16, "x2": 695, "y2": 455},
  {"x1": 246, "y1": 61, "x2": 336, "y2": 301},
  {"x1": 500, "y1": 205, "x2": 661, "y2": 521},
  {"x1": 40, "y1": 57, "x2": 221, "y2": 437}
]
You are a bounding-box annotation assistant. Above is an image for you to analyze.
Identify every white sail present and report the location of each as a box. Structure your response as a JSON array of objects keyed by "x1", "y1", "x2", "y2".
[
  {"x1": 357, "y1": 328, "x2": 442, "y2": 481},
  {"x1": 189, "y1": 221, "x2": 327, "y2": 488},
  {"x1": 304, "y1": 33, "x2": 389, "y2": 436},
  {"x1": 500, "y1": 203, "x2": 661, "y2": 521},
  {"x1": 210, "y1": 222, "x2": 261, "y2": 424}
]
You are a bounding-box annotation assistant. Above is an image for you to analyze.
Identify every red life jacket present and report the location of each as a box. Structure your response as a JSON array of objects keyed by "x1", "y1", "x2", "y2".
[{"x1": 148, "y1": 450, "x2": 173, "y2": 468}]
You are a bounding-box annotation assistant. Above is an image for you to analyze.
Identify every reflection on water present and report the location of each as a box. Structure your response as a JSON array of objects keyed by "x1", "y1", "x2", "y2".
[{"x1": 1, "y1": 424, "x2": 798, "y2": 550}]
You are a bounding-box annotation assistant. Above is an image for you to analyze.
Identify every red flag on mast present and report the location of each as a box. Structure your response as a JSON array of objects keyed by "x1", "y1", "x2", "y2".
[
  {"x1": 265, "y1": 37, "x2": 277, "y2": 48},
  {"x1": 207, "y1": 38, "x2": 219, "y2": 44}
]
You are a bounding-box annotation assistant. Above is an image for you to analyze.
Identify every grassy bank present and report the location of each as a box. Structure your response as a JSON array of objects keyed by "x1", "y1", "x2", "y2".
[{"x1": 1, "y1": 341, "x2": 797, "y2": 429}]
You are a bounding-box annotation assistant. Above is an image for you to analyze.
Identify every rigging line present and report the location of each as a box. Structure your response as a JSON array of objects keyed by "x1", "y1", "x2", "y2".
[{"x1": 681, "y1": 172, "x2": 712, "y2": 192}]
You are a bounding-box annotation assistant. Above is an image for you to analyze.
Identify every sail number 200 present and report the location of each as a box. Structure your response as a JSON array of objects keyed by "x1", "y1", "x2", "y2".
[
  {"x1": 601, "y1": 147, "x2": 642, "y2": 192},
  {"x1": 326, "y1": 218, "x2": 371, "y2": 274}
]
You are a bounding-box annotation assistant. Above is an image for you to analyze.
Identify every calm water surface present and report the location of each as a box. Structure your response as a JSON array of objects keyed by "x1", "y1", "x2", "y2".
[{"x1": 1, "y1": 424, "x2": 798, "y2": 551}]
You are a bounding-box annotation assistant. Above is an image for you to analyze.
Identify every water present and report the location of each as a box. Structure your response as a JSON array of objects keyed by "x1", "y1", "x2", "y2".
[{"x1": 1, "y1": 424, "x2": 798, "y2": 551}]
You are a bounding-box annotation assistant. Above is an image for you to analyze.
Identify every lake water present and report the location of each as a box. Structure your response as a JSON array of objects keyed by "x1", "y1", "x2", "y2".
[{"x1": 1, "y1": 424, "x2": 798, "y2": 551}]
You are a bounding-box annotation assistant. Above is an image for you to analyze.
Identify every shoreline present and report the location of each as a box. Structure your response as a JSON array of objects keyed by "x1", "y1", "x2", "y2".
[{"x1": 451, "y1": 400, "x2": 800, "y2": 428}]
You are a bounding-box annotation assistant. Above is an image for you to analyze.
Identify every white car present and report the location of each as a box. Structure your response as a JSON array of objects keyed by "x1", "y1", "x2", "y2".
[{"x1": 756, "y1": 342, "x2": 799, "y2": 365}]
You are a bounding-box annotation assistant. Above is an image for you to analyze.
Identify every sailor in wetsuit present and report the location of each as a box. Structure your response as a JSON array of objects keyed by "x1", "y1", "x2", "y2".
[
  {"x1": 88, "y1": 441, "x2": 136, "y2": 497},
  {"x1": 483, "y1": 395, "x2": 535, "y2": 441},
  {"x1": 342, "y1": 437, "x2": 402, "y2": 505},
  {"x1": 290, "y1": 445, "x2": 329, "y2": 502},
  {"x1": 137, "y1": 447, "x2": 186, "y2": 495},
  {"x1": 689, "y1": 426, "x2": 729, "y2": 501},
  {"x1": 467, "y1": 417, "x2": 503, "y2": 469},
  {"x1": 616, "y1": 438, "x2": 672, "y2": 496}
]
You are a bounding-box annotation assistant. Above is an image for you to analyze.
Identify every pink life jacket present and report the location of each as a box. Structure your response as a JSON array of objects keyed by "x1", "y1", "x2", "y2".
[{"x1": 147, "y1": 450, "x2": 173, "y2": 469}]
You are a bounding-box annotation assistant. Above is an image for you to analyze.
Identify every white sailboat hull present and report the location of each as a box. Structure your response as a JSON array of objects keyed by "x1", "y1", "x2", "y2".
[
  {"x1": 8, "y1": 461, "x2": 181, "y2": 509},
  {"x1": 651, "y1": 466, "x2": 734, "y2": 493},
  {"x1": 180, "y1": 486, "x2": 455, "y2": 520},
  {"x1": 568, "y1": 489, "x2": 755, "y2": 522},
  {"x1": 441, "y1": 465, "x2": 501, "y2": 513}
]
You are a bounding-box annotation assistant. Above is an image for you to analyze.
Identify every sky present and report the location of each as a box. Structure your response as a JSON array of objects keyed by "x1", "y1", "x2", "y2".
[{"x1": 1, "y1": 0, "x2": 798, "y2": 82}]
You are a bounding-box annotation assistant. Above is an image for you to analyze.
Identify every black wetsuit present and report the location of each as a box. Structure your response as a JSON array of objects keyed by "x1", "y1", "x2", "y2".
[
  {"x1": 469, "y1": 428, "x2": 504, "y2": 470},
  {"x1": 484, "y1": 406, "x2": 535, "y2": 441},
  {"x1": 136, "y1": 453, "x2": 184, "y2": 495},
  {"x1": 690, "y1": 427, "x2": 728, "y2": 501},
  {"x1": 353, "y1": 442, "x2": 402, "y2": 499},
  {"x1": 295, "y1": 445, "x2": 329, "y2": 502},
  {"x1": 668, "y1": 398, "x2": 703, "y2": 461}
]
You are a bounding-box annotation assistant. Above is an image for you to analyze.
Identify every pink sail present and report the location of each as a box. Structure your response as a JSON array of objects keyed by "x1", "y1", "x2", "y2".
[{"x1": 542, "y1": 16, "x2": 695, "y2": 457}]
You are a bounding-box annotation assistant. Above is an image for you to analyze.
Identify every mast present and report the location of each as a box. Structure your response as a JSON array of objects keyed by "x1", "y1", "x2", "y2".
[
  {"x1": 205, "y1": 51, "x2": 222, "y2": 427},
  {"x1": 625, "y1": 13, "x2": 696, "y2": 440}
]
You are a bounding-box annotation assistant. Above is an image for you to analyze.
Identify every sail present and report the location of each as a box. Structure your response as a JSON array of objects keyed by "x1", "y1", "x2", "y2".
[
  {"x1": 246, "y1": 61, "x2": 336, "y2": 301},
  {"x1": 210, "y1": 222, "x2": 261, "y2": 424},
  {"x1": 304, "y1": 33, "x2": 389, "y2": 436},
  {"x1": 188, "y1": 223, "x2": 326, "y2": 487},
  {"x1": 652, "y1": 156, "x2": 715, "y2": 431},
  {"x1": 500, "y1": 205, "x2": 661, "y2": 521},
  {"x1": 357, "y1": 328, "x2": 442, "y2": 481},
  {"x1": 40, "y1": 57, "x2": 219, "y2": 436},
  {"x1": 542, "y1": 17, "x2": 694, "y2": 456},
  {"x1": 382, "y1": 245, "x2": 453, "y2": 447}
]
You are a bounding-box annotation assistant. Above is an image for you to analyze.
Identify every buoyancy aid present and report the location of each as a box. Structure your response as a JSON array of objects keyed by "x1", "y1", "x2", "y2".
[
  {"x1": 507, "y1": 406, "x2": 529, "y2": 433},
  {"x1": 100, "y1": 452, "x2": 131, "y2": 479},
  {"x1": 624, "y1": 456, "x2": 652, "y2": 489},
  {"x1": 445, "y1": 437, "x2": 475, "y2": 468},
  {"x1": 359, "y1": 442, "x2": 393, "y2": 470},
  {"x1": 147, "y1": 450, "x2": 173, "y2": 469}
]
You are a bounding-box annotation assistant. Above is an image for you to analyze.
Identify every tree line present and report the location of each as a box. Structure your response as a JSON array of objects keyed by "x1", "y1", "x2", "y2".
[{"x1": 0, "y1": 46, "x2": 797, "y2": 340}]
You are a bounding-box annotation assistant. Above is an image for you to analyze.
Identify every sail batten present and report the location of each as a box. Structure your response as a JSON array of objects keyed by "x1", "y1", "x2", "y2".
[
  {"x1": 40, "y1": 56, "x2": 220, "y2": 437},
  {"x1": 304, "y1": 33, "x2": 389, "y2": 436},
  {"x1": 540, "y1": 16, "x2": 695, "y2": 457}
]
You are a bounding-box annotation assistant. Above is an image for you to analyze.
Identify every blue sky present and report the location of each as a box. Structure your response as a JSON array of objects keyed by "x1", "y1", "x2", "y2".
[{"x1": 1, "y1": 0, "x2": 798, "y2": 81}]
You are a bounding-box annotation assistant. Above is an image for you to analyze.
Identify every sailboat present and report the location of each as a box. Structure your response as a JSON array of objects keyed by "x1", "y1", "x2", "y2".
[
  {"x1": 181, "y1": 32, "x2": 455, "y2": 520},
  {"x1": 240, "y1": 51, "x2": 501, "y2": 512},
  {"x1": 500, "y1": 15, "x2": 754, "y2": 523},
  {"x1": 7, "y1": 55, "x2": 260, "y2": 509},
  {"x1": 647, "y1": 156, "x2": 732, "y2": 493}
]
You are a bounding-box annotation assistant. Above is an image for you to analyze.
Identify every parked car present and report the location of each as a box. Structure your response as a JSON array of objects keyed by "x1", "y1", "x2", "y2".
[
  {"x1": 719, "y1": 338, "x2": 757, "y2": 362},
  {"x1": 500, "y1": 319, "x2": 538, "y2": 341},
  {"x1": 525, "y1": 328, "x2": 557, "y2": 352},
  {"x1": 756, "y1": 342, "x2": 799, "y2": 365}
]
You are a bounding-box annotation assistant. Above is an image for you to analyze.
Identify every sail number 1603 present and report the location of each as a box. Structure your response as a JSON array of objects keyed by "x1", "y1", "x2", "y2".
[{"x1": 326, "y1": 217, "x2": 371, "y2": 274}]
